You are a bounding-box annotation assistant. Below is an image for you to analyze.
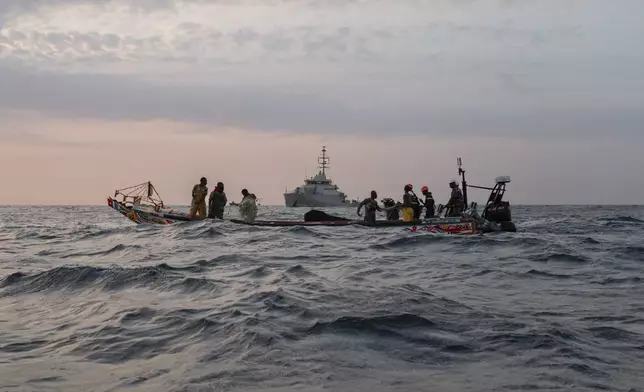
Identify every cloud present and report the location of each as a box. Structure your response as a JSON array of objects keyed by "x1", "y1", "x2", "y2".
[
  {"x1": 0, "y1": 0, "x2": 183, "y2": 17},
  {"x1": 1, "y1": 60, "x2": 642, "y2": 141},
  {"x1": 0, "y1": 0, "x2": 593, "y2": 69},
  {"x1": 0, "y1": 0, "x2": 642, "y2": 140}
]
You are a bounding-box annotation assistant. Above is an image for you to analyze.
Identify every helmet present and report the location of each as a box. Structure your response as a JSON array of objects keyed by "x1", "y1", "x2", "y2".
[
  {"x1": 407, "y1": 184, "x2": 413, "y2": 190},
  {"x1": 421, "y1": 185, "x2": 429, "y2": 193}
]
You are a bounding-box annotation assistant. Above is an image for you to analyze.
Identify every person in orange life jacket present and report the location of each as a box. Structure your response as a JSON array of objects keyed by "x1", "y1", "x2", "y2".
[{"x1": 421, "y1": 185, "x2": 435, "y2": 219}]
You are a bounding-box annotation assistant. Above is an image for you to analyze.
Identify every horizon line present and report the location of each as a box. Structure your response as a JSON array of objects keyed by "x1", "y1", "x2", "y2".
[{"x1": 1, "y1": 204, "x2": 643, "y2": 207}]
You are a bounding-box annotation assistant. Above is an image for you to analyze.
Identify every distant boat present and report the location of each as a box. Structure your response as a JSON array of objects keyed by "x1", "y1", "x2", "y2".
[{"x1": 283, "y1": 146, "x2": 359, "y2": 207}]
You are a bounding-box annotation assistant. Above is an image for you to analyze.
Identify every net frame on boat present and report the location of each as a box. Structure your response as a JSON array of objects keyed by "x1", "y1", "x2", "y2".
[{"x1": 112, "y1": 181, "x2": 165, "y2": 211}]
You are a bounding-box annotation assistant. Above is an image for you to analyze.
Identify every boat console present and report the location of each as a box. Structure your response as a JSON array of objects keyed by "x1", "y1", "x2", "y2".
[
  {"x1": 482, "y1": 176, "x2": 512, "y2": 223},
  {"x1": 456, "y1": 159, "x2": 517, "y2": 232}
]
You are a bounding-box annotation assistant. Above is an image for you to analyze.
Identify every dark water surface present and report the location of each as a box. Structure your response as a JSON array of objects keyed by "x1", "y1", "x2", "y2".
[{"x1": 1, "y1": 205, "x2": 643, "y2": 391}]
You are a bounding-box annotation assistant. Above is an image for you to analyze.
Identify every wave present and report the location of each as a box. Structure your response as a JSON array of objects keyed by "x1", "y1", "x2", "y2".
[
  {"x1": 617, "y1": 246, "x2": 644, "y2": 262},
  {"x1": 193, "y1": 254, "x2": 261, "y2": 269},
  {"x1": 604, "y1": 216, "x2": 644, "y2": 224},
  {"x1": 14, "y1": 230, "x2": 60, "y2": 240},
  {"x1": 2, "y1": 205, "x2": 644, "y2": 391},
  {"x1": 522, "y1": 269, "x2": 575, "y2": 279},
  {"x1": 0, "y1": 264, "x2": 224, "y2": 296},
  {"x1": 280, "y1": 226, "x2": 330, "y2": 239},
  {"x1": 227, "y1": 266, "x2": 273, "y2": 279},
  {"x1": 479, "y1": 324, "x2": 586, "y2": 354},
  {"x1": 594, "y1": 276, "x2": 641, "y2": 285},
  {"x1": 370, "y1": 234, "x2": 451, "y2": 249},
  {"x1": 284, "y1": 264, "x2": 314, "y2": 277},
  {"x1": 527, "y1": 251, "x2": 591, "y2": 264},
  {"x1": 76, "y1": 226, "x2": 144, "y2": 240},
  {"x1": 309, "y1": 313, "x2": 437, "y2": 333},
  {"x1": 586, "y1": 326, "x2": 644, "y2": 343},
  {"x1": 177, "y1": 226, "x2": 226, "y2": 240},
  {"x1": 601, "y1": 216, "x2": 644, "y2": 229},
  {"x1": 64, "y1": 306, "x2": 229, "y2": 364},
  {"x1": 60, "y1": 244, "x2": 143, "y2": 258}
]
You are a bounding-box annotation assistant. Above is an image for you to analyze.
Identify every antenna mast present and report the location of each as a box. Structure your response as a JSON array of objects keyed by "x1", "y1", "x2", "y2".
[
  {"x1": 457, "y1": 157, "x2": 468, "y2": 206},
  {"x1": 318, "y1": 146, "x2": 330, "y2": 176}
]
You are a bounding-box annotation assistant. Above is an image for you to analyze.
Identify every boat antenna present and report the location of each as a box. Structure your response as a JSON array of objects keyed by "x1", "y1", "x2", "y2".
[
  {"x1": 458, "y1": 157, "x2": 468, "y2": 206},
  {"x1": 318, "y1": 146, "x2": 329, "y2": 176}
]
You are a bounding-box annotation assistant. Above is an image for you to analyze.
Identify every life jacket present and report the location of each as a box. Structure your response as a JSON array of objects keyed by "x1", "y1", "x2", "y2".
[
  {"x1": 410, "y1": 192, "x2": 422, "y2": 218},
  {"x1": 410, "y1": 192, "x2": 421, "y2": 210}
]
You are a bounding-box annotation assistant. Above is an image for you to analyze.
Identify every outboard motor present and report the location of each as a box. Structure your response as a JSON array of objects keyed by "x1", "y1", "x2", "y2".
[
  {"x1": 456, "y1": 157, "x2": 517, "y2": 233},
  {"x1": 480, "y1": 176, "x2": 516, "y2": 232},
  {"x1": 482, "y1": 176, "x2": 512, "y2": 222}
]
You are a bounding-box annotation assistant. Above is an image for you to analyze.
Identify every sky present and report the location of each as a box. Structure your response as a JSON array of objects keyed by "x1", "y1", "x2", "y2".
[{"x1": 0, "y1": 0, "x2": 643, "y2": 206}]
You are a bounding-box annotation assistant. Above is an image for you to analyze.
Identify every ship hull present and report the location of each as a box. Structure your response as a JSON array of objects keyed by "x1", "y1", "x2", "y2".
[{"x1": 284, "y1": 192, "x2": 358, "y2": 207}]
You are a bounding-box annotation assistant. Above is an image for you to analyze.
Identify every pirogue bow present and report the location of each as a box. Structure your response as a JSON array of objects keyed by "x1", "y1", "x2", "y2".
[{"x1": 107, "y1": 181, "x2": 192, "y2": 225}]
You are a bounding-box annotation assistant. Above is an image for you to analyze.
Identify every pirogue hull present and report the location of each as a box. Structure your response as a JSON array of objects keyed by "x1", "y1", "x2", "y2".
[
  {"x1": 107, "y1": 198, "x2": 477, "y2": 234},
  {"x1": 107, "y1": 198, "x2": 192, "y2": 225},
  {"x1": 229, "y1": 217, "x2": 478, "y2": 235}
]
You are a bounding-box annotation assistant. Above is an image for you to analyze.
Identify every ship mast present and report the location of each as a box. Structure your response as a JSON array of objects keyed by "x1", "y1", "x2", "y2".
[{"x1": 318, "y1": 146, "x2": 330, "y2": 176}]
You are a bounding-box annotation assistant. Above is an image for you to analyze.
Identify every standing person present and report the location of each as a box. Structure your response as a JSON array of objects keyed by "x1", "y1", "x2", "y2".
[
  {"x1": 401, "y1": 184, "x2": 416, "y2": 222},
  {"x1": 421, "y1": 185, "x2": 435, "y2": 219},
  {"x1": 357, "y1": 190, "x2": 381, "y2": 225},
  {"x1": 190, "y1": 177, "x2": 208, "y2": 219},
  {"x1": 408, "y1": 185, "x2": 422, "y2": 219},
  {"x1": 208, "y1": 182, "x2": 228, "y2": 219},
  {"x1": 239, "y1": 189, "x2": 258, "y2": 223},
  {"x1": 446, "y1": 180, "x2": 464, "y2": 217}
]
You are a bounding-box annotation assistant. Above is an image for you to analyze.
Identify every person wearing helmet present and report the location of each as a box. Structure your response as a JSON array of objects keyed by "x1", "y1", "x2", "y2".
[
  {"x1": 408, "y1": 185, "x2": 422, "y2": 219},
  {"x1": 208, "y1": 181, "x2": 228, "y2": 219},
  {"x1": 190, "y1": 177, "x2": 208, "y2": 219},
  {"x1": 357, "y1": 190, "x2": 381, "y2": 225},
  {"x1": 401, "y1": 184, "x2": 416, "y2": 222},
  {"x1": 421, "y1": 186, "x2": 435, "y2": 218},
  {"x1": 446, "y1": 180, "x2": 464, "y2": 217}
]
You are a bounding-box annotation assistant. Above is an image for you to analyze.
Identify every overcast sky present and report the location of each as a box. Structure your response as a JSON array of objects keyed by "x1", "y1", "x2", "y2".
[{"x1": 1, "y1": 0, "x2": 643, "y2": 205}]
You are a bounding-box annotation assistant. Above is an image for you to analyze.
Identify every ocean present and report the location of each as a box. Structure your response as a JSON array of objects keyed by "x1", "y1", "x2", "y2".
[{"x1": 1, "y1": 205, "x2": 643, "y2": 392}]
